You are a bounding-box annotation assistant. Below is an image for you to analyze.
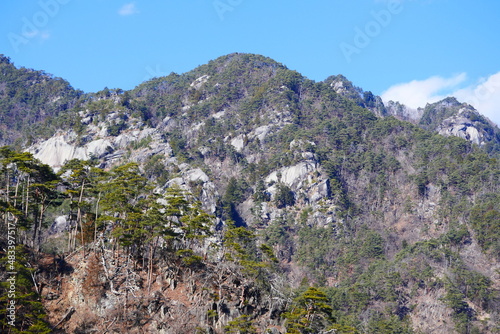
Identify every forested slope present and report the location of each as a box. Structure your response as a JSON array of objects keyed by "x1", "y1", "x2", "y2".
[{"x1": 0, "y1": 53, "x2": 499, "y2": 333}]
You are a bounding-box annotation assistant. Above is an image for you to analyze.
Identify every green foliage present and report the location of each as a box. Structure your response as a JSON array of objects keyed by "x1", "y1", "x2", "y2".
[
  {"x1": 176, "y1": 249, "x2": 204, "y2": 267},
  {"x1": 440, "y1": 226, "x2": 470, "y2": 246},
  {"x1": 443, "y1": 283, "x2": 475, "y2": 333},
  {"x1": 262, "y1": 217, "x2": 292, "y2": 249},
  {"x1": 274, "y1": 183, "x2": 295, "y2": 208},
  {"x1": 169, "y1": 130, "x2": 189, "y2": 161},
  {"x1": 419, "y1": 97, "x2": 463, "y2": 130},
  {"x1": 98, "y1": 163, "x2": 150, "y2": 251},
  {"x1": 222, "y1": 177, "x2": 250, "y2": 223},
  {"x1": 253, "y1": 179, "x2": 270, "y2": 203},
  {"x1": 360, "y1": 230, "x2": 385, "y2": 259},
  {"x1": 223, "y1": 221, "x2": 274, "y2": 279},
  {"x1": 107, "y1": 119, "x2": 128, "y2": 136},
  {"x1": 58, "y1": 158, "x2": 98, "y2": 249},
  {"x1": 3, "y1": 52, "x2": 500, "y2": 333},
  {"x1": 365, "y1": 314, "x2": 413, "y2": 334},
  {"x1": 0, "y1": 246, "x2": 52, "y2": 333},
  {"x1": 144, "y1": 154, "x2": 169, "y2": 185},
  {"x1": 0, "y1": 147, "x2": 62, "y2": 251},
  {"x1": 0, "y1": 57, "x2": 82, "y2": 146},
  {"x1": 327, "y1": 323, "x2": 359, "y2": 333},
  {"x1": 224, "y1": 315, "x2": 257, "y2": 334},
  {"x1": 180, "y1": 200, "x2": 214, "y2": 247},
  {"x1": 296, "y1": 225, "x2": 337, "y2": 277},
  {"x1": 283, "y1": 287, "x2": 335, "y2": 333},
  {"x1": 224, "y1": 177, "x2": 248, "y2": 205},
  {"x1": 259, "y1": 244, "x2": 278, "y2": 263},
  {"x1": 469, "y1": 194, "x2": 500, "y2": 258}
]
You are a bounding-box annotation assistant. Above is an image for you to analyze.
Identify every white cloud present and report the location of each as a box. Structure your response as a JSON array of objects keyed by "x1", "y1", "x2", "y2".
[
  {"x1": 381, "y1": 73, "x2": 466, "y2": 109},
  {"x1": 381, "y1": 72, "x2": 500, "y2": 126},
  {"x1": 118, "y1": 3, "x2": 139, "y2": 16},
  {"x1": 452, "y1": 73, "x2": 500, "y2": 126}
]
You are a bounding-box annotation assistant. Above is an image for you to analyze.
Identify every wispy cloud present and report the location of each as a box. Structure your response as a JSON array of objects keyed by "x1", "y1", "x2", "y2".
[
  {"x1": 118, "y1": 3, "x2": 139, "y2": 16},
  {"x1": 381, "y1": 72, "x2": 500, "y2": 126},
  {"x1": 381, "y1": 73, "x2": 466, "y2": 108},
  {"x1": 453, "y1": 73, "x2": 500, "y2": 125}
]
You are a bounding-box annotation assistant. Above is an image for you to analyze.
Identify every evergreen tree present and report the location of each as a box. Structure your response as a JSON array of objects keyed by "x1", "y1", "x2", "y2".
[
  {"x1": 0, "y1": 246, "x2": 51, "y2": 333},
  {"x1": 98, "y1": 162, "x2": 149, "y2": 257},
  {"x1": 283, "y1": 287, "x2": 334, "y2": 334}
]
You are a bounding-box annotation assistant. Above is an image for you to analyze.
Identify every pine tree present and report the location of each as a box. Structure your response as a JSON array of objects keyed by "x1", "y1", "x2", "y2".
[
  {"x1": 98, "y1": 162, "x2": 149, "y2": 257},
  {"x1": 283, "y1": 287, "x2": 334, "y2": 334},
  {"x1": 59, "y1": 159, "x2": 94, "y2": 250},
  {"x1": 0, "y1": 246, "x2": 51, "y2": 334}
]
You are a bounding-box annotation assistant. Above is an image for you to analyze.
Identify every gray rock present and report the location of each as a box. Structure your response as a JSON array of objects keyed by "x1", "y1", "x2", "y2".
[{"x1": 50, "y1": 215, "x2": 69, "y2": 234}]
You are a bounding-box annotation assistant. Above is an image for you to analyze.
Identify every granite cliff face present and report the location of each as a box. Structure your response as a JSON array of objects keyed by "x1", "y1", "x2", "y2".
[
  {"x1": 1, "y1": 53, "x2": 500, "y2": 333},
  {"x1": 384, "y1": 97, "x2": 500, "y2": 152},
  {"x1": 321, "y1": 73, "x2": 500, "y2": 152},
  {"x1": 437, "y1": 108, "x2": 488, "y2": 146}
]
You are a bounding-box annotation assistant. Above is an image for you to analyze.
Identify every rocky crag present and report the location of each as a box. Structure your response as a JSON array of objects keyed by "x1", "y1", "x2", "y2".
[{"x1": 1, "y1": 53, "x2": 499, "y2": 333}]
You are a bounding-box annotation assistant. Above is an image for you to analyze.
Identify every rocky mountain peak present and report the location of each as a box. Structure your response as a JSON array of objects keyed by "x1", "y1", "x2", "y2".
[
  {"x1": 2, "y1": 53, "x2": 500, "y2": 334},
  {"x1": 380, "y1": 96, "x2": 500, "y2": 151},
  {"x1": 419, "y1": 98, "x2": 500, "y2": 150},
  {"x1": 324, "y1": 75, "x2": 387, "y2": 117}
]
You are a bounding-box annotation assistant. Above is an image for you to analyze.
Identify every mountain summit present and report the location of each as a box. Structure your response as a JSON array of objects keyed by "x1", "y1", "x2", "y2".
[{"x1": 1, "y1": 53, "x2": 500, "y2": 333}]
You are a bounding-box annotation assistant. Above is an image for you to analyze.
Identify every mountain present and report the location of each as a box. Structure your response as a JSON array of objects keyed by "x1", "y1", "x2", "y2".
[
  {"x1": 1, "y1": 53, "x2": 500, "y2": 334},
  {"x1": 0, "y1": 55, "x2": 83, "y2": 147},
  {"x1": 419, "y1": 97, "x2": 500, "y2": 153},
  {"x1": 385, "y1": 97, "x2": 500, "y2": 154},
  {"x1": 384, "y1": 100, "x2": 424, "y2": 123},
  {"x1": 317, "y1": 71, "x2": 500, "y2": 153}
]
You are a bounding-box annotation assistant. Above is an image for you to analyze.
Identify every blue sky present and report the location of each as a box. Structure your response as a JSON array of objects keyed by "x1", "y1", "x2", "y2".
[{"x1": 1, "y1": 0, "x2": 499, "y2": 124}]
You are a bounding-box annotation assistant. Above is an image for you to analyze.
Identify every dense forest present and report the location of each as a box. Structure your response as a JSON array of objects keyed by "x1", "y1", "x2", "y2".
[
  {"x1": 0, "y1": 55, "x2": 83, "y2": 147},
  {"x1": 1, "y1": 53, "x2": 500, "y2": 333}
]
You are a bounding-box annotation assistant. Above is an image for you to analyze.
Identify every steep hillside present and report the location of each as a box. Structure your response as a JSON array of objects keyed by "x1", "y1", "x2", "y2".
[
  {"x1": 0, "y1": 55, "x2": 83, "y2": 147},
  {"x1": 1, "y1": 53, "x2": 500, "y2": 334},
  {"x1": 419, "y1": 97, "x2": 500, "y2": 153},
  {"x1": 384, "y1": 97, "x2": 500, "y2": 153},
  {"x1": 384, "y1": 100, "x2": 423, "y2": 123},
  {"x1": 324, "y1": 74, "x2": 500, "y2": 153}
]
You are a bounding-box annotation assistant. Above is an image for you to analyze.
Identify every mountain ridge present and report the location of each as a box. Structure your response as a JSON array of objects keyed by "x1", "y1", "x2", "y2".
[
  {"x1": 2, "y1": 52, "x2": 499, "y2": 151},
  {"x1": 1, "y1": 52, "x2": 500, "y2": 333}
]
